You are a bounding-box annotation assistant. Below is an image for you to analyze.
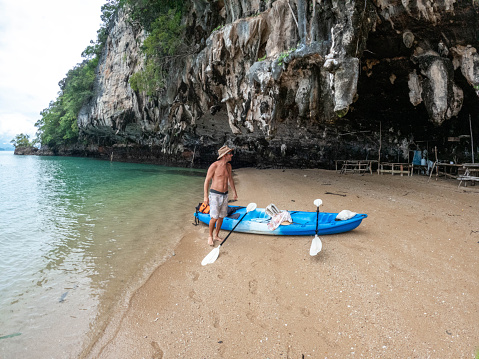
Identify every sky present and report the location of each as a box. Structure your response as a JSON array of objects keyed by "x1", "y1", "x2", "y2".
[{"x1": 0, "y1": 0, "x2": 105, "y2": 147}]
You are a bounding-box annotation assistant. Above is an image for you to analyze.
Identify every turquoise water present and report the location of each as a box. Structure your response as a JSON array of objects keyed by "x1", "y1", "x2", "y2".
[{"x1": 0, "y1": 152, "x2": 204, "y2": 358}]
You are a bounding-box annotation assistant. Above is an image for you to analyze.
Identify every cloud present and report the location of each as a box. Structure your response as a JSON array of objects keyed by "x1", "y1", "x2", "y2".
[
  {"x1": 0, "y1": 113, "x2": 38, "y2": 138},
  {"x1": 0, "y1": 0, "x2": 104, "y2": 139}
]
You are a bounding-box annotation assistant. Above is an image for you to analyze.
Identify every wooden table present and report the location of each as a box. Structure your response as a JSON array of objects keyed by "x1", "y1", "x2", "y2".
[
  {"x1": 335, "y1": 160, "x2": 377, "y2": 175},
  {"x1": 435, "y1": 163, "x2": 463, "y2": 179},
  {"x1": 378, "y1": 163, "x2": 410, "y2": 176},
  {"x1": 462, "y1": 163, "x2": 479, "y2": 175},
  {"x1": 457, "y1": 163, "x2": 479, "y2": 187}
]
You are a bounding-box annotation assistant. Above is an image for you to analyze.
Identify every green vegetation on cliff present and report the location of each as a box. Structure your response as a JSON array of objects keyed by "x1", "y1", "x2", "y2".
[
  {"x1": 82, "y1": 0, "x2": 121, "y2": 59},
  {"x1": 129, "y1": 8, "x2": 185, "y2": 95},
  {"x1": 35, "y1": 59, "x2": 98, "y2": 147},
  {"x1": 25, "y1": 0, "x2": 187, "y2": 149},
  {"x1": 127, "y1": 1, "x2": 187, "y2": 95},
  {"x1": 122, "y1": 0, "x2": 184, "y2": 31},
  {"x1": 34, "y1": 0, "x2": 122, "y2": 149}
]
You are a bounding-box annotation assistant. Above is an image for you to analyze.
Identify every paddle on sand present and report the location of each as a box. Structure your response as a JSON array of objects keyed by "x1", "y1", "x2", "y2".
[
  {"x1": 201, "y1": 202, "x2": 257, "y2": 266},
  {"x1": 309, "y1": 199, "x2": 323, "y2": 256}
]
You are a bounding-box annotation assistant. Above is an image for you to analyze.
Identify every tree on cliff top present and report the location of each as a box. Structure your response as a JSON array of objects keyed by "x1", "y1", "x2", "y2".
[
  {"x1": 123, "y1": 0, "x2": 184, "y2": 31},
  {"x1": 33, "y1": 0, "x2": 122, "y2": 149},
  {"x1": 82, "y1": 0, "x2": 122, "y2": 60}
]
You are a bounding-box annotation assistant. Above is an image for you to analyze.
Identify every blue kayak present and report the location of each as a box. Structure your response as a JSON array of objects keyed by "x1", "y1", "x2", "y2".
[{"x1": 194, "y1": 206, "x2": 367, "y2": 236}]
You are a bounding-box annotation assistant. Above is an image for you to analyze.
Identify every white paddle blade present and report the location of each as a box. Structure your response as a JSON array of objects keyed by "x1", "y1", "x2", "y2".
[
  {"x1": 201, "y1": 246, "x2": 220, "y2": 266},
  {"x1": 314, "y1": 199, "x2": 323, "y2": 207},
  {"x1": 309, "y1": 235, "x2": 322, "y2": 256},
  {"x1": 201, "y1": 204, "x2": 255, "y2": 266}
]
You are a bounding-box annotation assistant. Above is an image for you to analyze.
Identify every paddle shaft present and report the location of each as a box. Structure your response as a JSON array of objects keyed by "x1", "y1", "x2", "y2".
[
  {"x1": 309, "y1": 204, "x2": 323, "y2": 255},
  {"x1": 218, "y1": 212, "x2": 248, "y2": 246}
]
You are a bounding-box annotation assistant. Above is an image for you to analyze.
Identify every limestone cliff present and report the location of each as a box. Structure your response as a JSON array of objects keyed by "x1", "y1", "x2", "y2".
[{"x1": 76, "y1": 0, "x2": 479, "y2": 168}]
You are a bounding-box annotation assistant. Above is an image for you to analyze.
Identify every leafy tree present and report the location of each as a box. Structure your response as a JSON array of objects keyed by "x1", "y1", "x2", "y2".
[
  {"x1": 36, "y1": 59, "x2": 98, "y2": 147},
  {"x1": 10, "y1": 133, "x2": 34, "y2": 148}
]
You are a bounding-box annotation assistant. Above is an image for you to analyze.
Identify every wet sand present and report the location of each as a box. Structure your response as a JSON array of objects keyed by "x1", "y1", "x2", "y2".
[{"x1": 82, "y1": 168, "x2": 479, "y2": 358}]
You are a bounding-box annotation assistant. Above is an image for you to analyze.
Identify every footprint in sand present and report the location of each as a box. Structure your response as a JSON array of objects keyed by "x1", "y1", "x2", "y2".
[
  {"x1": 188, "y1": 290, "x2": 202, "y2": 303},
  {"x1": 218, "y1": 342, "x2": 227, "y2": 356},
  {"x1": 209, "y1": 310, "x2": 221, "y2": 328},
  {"x1": 188, "y1": 271, "x2": 200, "y2": 281},
  {"x1": 150, "y1": 341, "x2": 164, "y2": 359},
  {"x1": 249, "y1": 279, "x2": 257, "y2": 294},
  {"x1": 300, "y1": 307, "x2": 311, "y2": 317},
  {"x1": 246, "y1": 311, "x2": 267, "y2": 329}
]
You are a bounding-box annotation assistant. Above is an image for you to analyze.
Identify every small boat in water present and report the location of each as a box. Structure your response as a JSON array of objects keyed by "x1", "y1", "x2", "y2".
[{"x1": 194, "y1": 205, "x2": 367, "y2": 236}]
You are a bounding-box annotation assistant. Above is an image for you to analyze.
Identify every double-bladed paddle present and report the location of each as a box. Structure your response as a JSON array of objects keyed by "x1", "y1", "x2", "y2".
[
  {"x1": 309, "y1": 199, "x2": 323, "y2": 256},
  {"x1": 201, "y1": 202, "x2": 257, "y2": 266}
]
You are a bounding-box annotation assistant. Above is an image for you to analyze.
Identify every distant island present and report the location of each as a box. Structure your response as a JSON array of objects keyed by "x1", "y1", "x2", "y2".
[{"x1": 0, "y1": 135, "x2": 15, "y2": 151}]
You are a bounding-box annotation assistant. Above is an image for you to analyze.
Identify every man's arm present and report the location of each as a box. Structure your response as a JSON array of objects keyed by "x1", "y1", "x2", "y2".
[
  {"x1": 204, "y1": 163, "x2": 216, "y2": 204},
  {"x1": 227, "y1": 164, "x2": 238, "y2": 200}
]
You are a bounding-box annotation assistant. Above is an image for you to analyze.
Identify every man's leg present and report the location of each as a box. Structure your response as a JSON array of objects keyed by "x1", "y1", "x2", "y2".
[
  {"x1": 208, "y1": 218, "x2": 217, "y2": 245},
  {"x1": 214, "y1": 217, "x2": 224, "y2": 241},
  {"x1": 214, "y1": 194, "x2": 228, "y2": 241},
  {"x1": 208, "y1": 192, "x2": 219, "y2": 245}
]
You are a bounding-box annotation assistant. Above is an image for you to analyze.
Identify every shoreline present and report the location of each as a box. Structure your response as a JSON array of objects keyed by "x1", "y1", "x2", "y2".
[
  {"x1": 79, "y1": 207, "x2": 203, "y2": 359},
  {"x1": 79, "y1": 244, "x2": 181, "y2": 358},
  {"x1": 83, "y1": 168, "x2": 479, "y2": 358}
]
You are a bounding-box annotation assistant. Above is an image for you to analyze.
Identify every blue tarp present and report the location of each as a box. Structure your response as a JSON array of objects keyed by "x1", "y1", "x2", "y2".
[{"x1": 412, "y1": 150, "x2": 422, "y2": 165}]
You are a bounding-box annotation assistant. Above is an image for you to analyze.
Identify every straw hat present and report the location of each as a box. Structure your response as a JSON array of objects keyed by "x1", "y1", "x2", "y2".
[{"x1": 217, "y1": 145, "x2": 233, "y2": 160}]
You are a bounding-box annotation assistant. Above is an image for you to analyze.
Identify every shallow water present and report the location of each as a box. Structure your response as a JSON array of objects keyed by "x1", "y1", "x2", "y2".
[{"x1": 0, "y1": 152, "x2": 204, "y2": 358}]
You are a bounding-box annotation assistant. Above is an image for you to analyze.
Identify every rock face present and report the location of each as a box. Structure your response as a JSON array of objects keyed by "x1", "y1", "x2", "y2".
[
  {"x1": 76, "y1": 0, "x2": 479, "y2": 168},
  {"x1": 14, "y1": 146, "x2": 38, "y2": 155}
]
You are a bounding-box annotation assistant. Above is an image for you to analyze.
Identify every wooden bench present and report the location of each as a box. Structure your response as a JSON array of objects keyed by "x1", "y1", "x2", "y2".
[
  {"x1": 335, "y1": 160, "x2": 377, "y2": 175},
  {"x1": 457, "y1": 175, "x2": 479, "y2": 187},
  {"x1": 378, "y1": 163, "x2": 410, "y2": 176},
  {"x1": 340, "y1": 162, "x2": 369, "y2": 174}
]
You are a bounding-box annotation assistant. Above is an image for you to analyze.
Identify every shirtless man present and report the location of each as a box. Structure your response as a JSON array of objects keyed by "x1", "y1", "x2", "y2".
[{"x1": 204, "y1": 145, "x2": 238, "y2": 246}]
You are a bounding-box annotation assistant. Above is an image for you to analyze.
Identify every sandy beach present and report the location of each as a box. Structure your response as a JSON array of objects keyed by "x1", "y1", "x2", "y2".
[{"x1": 82, "y1": 168, "x2": 479, "y2": 358}]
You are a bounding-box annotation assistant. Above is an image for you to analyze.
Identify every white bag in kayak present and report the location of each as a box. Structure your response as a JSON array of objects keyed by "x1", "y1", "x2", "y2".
[
  {"x1": 267, "y1": 211, "x2": 292, "y2": 231},
  {"x1": 335, "y1": 210, "x2": 357, "y2": 221}
]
